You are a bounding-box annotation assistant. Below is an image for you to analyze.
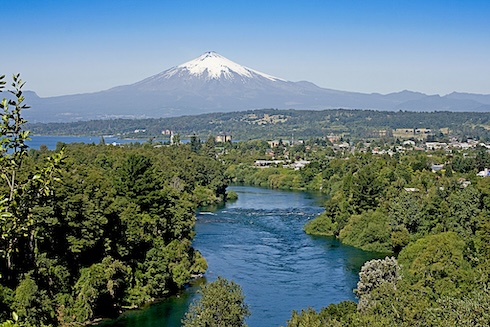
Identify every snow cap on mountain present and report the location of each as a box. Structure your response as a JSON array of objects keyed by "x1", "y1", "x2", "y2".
[{"x1": 163, "y1": 51, "x2": 284, "y2": 81}]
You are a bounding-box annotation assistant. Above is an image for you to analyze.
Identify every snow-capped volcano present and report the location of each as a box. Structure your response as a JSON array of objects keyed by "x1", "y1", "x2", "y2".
[
  {"x1": 23, "y1": 52, "x2": 490, "y2": 122},
  {"x1": 161, "y1": 51, "x2": 283, "y2": 81},
  {"x1": 131, "y1": 51, "x2": 286, "y2": 91}
]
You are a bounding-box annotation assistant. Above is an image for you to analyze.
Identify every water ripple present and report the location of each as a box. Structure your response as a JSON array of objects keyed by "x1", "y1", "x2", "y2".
[{"x1": 193, "y1": 186, "x2": 379, "y2": 327}]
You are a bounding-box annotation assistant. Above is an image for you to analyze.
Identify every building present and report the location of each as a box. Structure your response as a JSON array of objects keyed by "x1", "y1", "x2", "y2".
[
  {"x1": 215, "y1": 134, "x2": 232, "y2": 143},
  {"x1": 431, "y1": 164, "x2": 444, "y2": 172},
  {"x1": 426, "y1": 142, "x2": 447, "y2": 150},
  {"x1": 477, "y1": 169, "x2": 490, "y2": 177},
  {"x1": 291, "y1": 160, "x2": 311, "y2": 170},
  {"x1": 267, "y1": 140, "x2": 281, "y2": 148},
  {"x1": 393, "y1": 128, "x2": 433, "y2": 140},
  {"x1": 254, "y1": 160, "x2": 285, "y2": 168}
]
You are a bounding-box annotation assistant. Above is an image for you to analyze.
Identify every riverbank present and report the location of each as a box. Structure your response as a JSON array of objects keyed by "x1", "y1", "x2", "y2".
[{"x1": 98, "y1": 186, "x2": 381, "y2": 327}]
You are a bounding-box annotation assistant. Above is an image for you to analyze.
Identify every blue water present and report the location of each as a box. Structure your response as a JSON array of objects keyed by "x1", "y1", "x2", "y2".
[
  {"x1": 98, "y1": 186, "x2": 380, "y2": 327},
  {"x1": 27, "y1": 135, "x2": 189, "y2": 150},
  {"x1": 27, "y1": 135, "x2": 145, "y2": 149}
]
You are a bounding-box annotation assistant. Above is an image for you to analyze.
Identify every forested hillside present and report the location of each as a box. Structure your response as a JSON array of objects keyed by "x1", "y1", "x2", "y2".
[
  {"x1": 0, "y1": 143, "x2": 229, "y2": 326},
  {"x1": 0, "y1": 75, "x2": 228, "y2": 326},
  {"x1": 28, "y1": 109, "x2": 490, "y2": 141}
]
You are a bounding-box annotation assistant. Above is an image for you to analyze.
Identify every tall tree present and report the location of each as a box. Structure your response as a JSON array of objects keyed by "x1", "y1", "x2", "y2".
[
  {"x1": 183, "y1": 277, "x2": 250, "y2": 327},
  {"x1": 354, "y1": 257, "x2": 401, "y2": 312}
]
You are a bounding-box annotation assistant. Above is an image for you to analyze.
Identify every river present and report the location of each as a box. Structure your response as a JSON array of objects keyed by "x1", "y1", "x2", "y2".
[{"x1": 98, "y1": 186, "x2": 380, "y2": 327}]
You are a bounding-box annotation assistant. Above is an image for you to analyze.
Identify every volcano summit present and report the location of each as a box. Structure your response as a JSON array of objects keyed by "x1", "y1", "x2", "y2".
[{"x1": 149, "y1": 51, "x2": 284, "y2": 82}]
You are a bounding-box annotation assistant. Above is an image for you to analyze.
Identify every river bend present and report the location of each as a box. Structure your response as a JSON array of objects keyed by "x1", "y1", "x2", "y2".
[{"x1": 99, "y1": 186, "x2": 379, "y2": 327}]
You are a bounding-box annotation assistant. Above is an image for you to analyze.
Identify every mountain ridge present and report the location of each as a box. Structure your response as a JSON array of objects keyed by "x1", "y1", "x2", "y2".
[{"x1": 21, "y1": 52, "x2": 490, "y2": 122}]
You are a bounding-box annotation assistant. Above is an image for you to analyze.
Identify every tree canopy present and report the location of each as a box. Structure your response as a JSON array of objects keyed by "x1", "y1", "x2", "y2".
[
  {"x1": 182, "y1": 277, "x2": 250, "y2": 327},
  {"x1": 0, "y1": 75, "x2": 229, "y2": 326}
]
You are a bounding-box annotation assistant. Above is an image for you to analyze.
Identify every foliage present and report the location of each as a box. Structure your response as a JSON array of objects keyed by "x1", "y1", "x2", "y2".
[
  {"x1": 226, "y1": 189, "x2": 238, "y2": 201},
  {"x1": 70, "y1": 257, "x2": 127, "y2": 322},
  {"x1": 397, "y1": 232, "x2": 473, "y2": 297},
  {"x1": 0, "y1": 74, "x2": 32, "y2": 278},
  {"x1": 338, "y1": 209, "x2": 392, "y2": 253},
  {"x1": 182, "y1": 277, "x2": 250, "y2": 327},
  {"x1": 287, "y1": 145, "x2": 490, "y2": 326},
  {"x1": 27, "y1": 108, "x2": 490, "y2": 142},
  {"x1": 304, "y1": 211, "x2": 337, "y2": 236},
  {"x1": 285, "y1": 302, "x2": 357, "y2": 327},
  {"x1": 428, "y1": 289, "x2": 490, "y2": 326},
  {"x1": 285, "y1": 307, "x2": 324, "y2": 327},
  {"x1": 354, "y1": 257, "x2": 401, "y2": 311},
  {"x1": 1, "y1": 75, "x2": 231, "y2": 326},
  {"x1": 0, "y1": 312, "x2": 19, "y2": 327},
  {"x1": 0, "y1": 140, "x2": 228, "y2": 325},
  {"x1": 1, "y1": 75, "x2": 64, "y2": 284}
]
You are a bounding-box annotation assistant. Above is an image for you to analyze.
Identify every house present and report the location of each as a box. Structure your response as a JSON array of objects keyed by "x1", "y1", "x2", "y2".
[
  {"x1": 265, "y1": 149, "x2": 274, "y2": 157},
  {"x1": 327, "y1": 134, "x2": 340, "y2": 143},
  {"x1": 267, "y1": 140, "x2": 281, "y2": 148},
  {"x1": 254, "y1": 160, "x2": 285, "y2": 168},
  {"x1": 426, "y1": 142, "x2": 447, "y2": 150},
  {"x1": 477, "y1": 169, "x2": 490, "y2": 177},
  {"x1": 393, "y1": 128, "x2": 433, "y2": 140},
  {"x1": 333, "y1": 142, "x2": 350, "y2": 151},
  {"x1": 431, "y1": 164, "x2": 444, "y2": 172},
  {"x1": 403, "y1": 140, "x2": 416, "y2": 146},
  {"x1": 215, "y1": 134, "x2": 232, "y2": 143},
  {"x1": 291, "y1": 160, "x2": 311, "y2": 170}
]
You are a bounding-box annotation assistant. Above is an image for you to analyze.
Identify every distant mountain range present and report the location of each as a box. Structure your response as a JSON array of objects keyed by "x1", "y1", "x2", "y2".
[{"x1": 23, "y1": 52, "x2": 490, "y2": 123}]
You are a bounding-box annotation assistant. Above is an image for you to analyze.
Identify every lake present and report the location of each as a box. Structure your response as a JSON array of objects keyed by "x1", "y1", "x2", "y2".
[
  {"x1": 98, "y1": 186, "x2": 380, "y2": 327},
  {"x1": 26, "y1": 135, "x2": 148, "y2": 150}
]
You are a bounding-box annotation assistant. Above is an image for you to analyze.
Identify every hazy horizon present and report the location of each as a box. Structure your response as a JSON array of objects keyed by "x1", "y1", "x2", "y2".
[{"x1": 3, "y1": 0, "x2": 490, "y2": 97}]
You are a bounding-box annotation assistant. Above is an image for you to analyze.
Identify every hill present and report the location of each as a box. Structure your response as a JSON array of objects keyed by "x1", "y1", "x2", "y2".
[{"x1": 27, "y1": 108, "x2": 490, "y2": 141}]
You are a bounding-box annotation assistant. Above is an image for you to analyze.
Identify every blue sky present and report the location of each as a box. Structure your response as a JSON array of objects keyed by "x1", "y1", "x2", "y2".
[{"x1": 3, "y1": 0, "x2": 490, "y2": 96}]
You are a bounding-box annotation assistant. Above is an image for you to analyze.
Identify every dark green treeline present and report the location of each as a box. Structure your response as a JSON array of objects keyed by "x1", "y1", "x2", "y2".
[{"x1": 0, "y1": 141, "x2": 228, "y2": 326}]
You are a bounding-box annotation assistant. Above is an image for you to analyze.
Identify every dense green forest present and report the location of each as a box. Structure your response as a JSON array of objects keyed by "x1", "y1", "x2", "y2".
[
  {"x1": 28, "y1": 108, "x2": 490, "y2": 141},
  {"x1": 267, "y1": 148, "x2": 490, "y2": 325},
  {"x1": 283, "y1": 151, "x2": 490, "y2": 324},
  {"x1": 0, "y1": 75, "x2": 228, "y2": 326}
]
